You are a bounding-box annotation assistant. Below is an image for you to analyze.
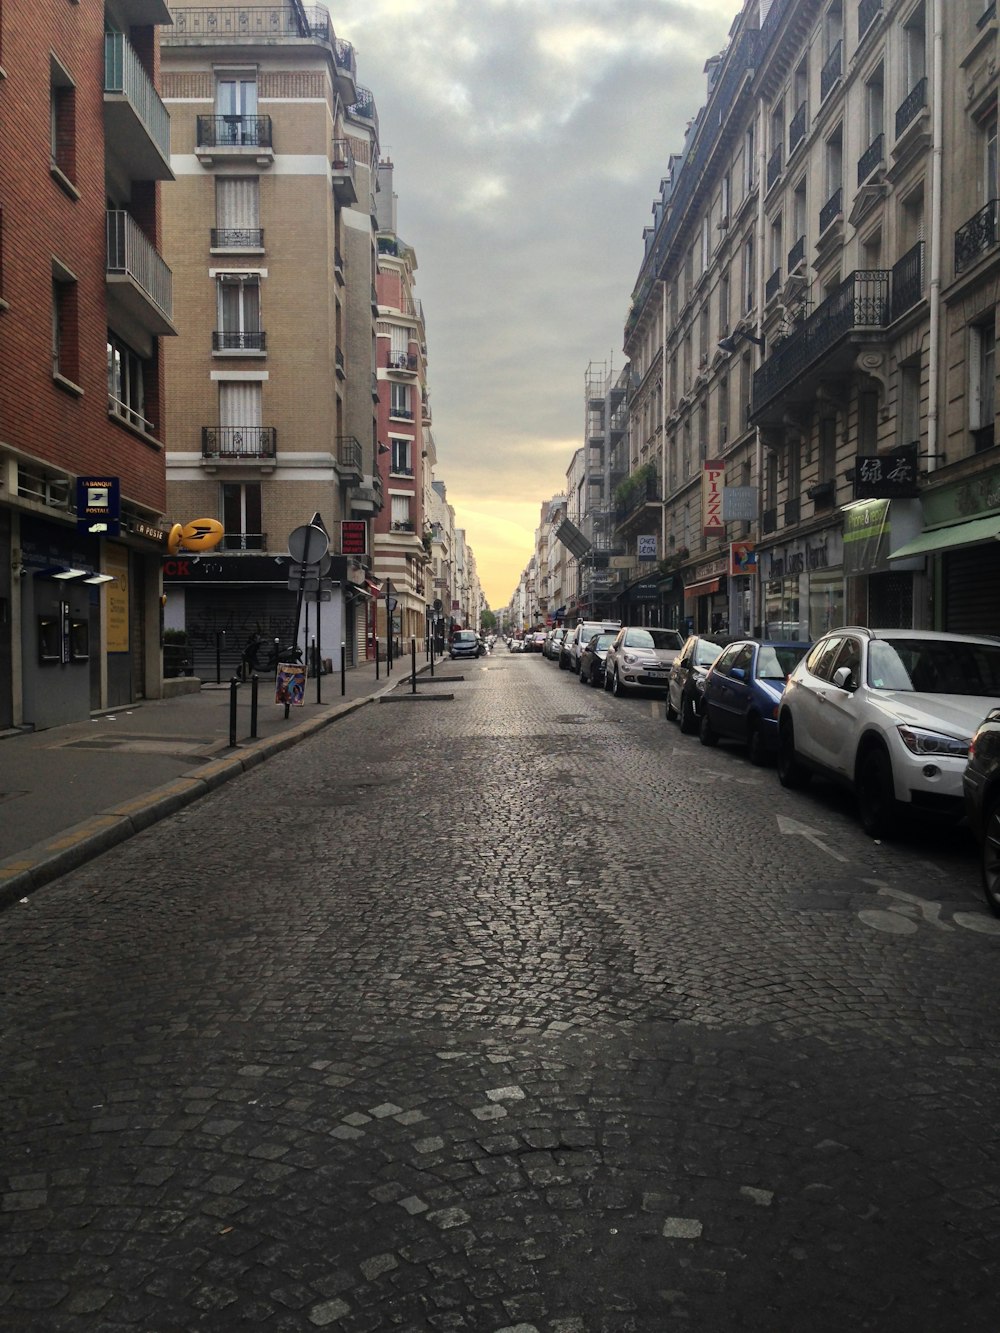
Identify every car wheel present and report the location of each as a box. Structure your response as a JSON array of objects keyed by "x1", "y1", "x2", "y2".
[
  {"x1": 776, "y1": 717, "x2": 810, "y2": 790},
  {"x1": 558, "y1": 655, "x2": 566, "y2": 670},
  {"x1": 699, "y1": 712, "x2": 718, "y2": 747},
  {"x1": 982, "y1": 793, "x2": 1000, "y2": 917},
  {"x1": 579, "y1": 665, "x2": 588, "y2": 684},
  {"x1": 747, "y1": 717, "x2": 767, "y2": 767},
  {"x1": 612, "y1": 668, "x2": 624, "y2": 697},
  {"x1": 856, "y1": 746, "x2": 899, "y2": 839},
  {"x1": 680, "y1": 692, "x2": 699, "y2": 734},
  {"x1": 591, "y1": 668, "x2": 601, "y2": 688},
  {"x1": 603, "y1": 667, "x2": 612, "y2": 692}
]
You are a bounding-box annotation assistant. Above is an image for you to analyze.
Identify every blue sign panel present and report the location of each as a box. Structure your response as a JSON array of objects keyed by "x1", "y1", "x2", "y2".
[{"x1": 77, "y1": 476, "x2": 120, "y2": 537}]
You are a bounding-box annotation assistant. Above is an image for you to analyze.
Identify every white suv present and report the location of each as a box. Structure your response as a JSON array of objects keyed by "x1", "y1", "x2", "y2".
[
  {"x1": 565, "y1": 620, "x2": 620, "y2": 673},
  {"x1": 776, "y1": 627, "x2": 1000, "y2": 838}
]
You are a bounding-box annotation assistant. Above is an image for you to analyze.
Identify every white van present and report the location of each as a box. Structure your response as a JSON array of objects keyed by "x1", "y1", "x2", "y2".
[{"x1": 565, "y1": 620, "x2": 621, "y2": 673}]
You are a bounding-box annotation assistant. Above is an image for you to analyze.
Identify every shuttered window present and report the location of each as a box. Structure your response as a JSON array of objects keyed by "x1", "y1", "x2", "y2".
[
  {"x1": 219, "y1": 380, "x2": 261, "y2": 428},
  {"x1": 216, "y1": 177, "x2": 259, "y2": 229}
]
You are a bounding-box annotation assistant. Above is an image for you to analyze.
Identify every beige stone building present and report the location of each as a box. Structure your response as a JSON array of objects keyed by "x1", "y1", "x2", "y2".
[{"x1": 159, "y1": 0, "x2": 381, "y2": 671}]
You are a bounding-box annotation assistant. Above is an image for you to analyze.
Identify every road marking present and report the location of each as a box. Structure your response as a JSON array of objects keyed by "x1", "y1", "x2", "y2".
[{"x1": 776, "y1": 815, "x2": 849, "y2": 862}]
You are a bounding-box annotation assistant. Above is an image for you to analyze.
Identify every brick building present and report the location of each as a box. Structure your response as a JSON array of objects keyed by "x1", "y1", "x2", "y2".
[{"x1": 0, "y1": 0, "x2": 174, "y2": 729}]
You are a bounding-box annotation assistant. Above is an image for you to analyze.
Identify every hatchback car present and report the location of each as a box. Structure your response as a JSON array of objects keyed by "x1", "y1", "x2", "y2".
[
  {"x1": 963, "y1": 707, "x2": 1000, "y2": 915},
  {"x1": 604, "y1": 627, "x2": 684, "y2": 696},
  {"x1": 699, "y1": 640, "x2": 809, "y2": 764},
  {"x1": 578, "y1": 631, "x2": 618, "y2": 687},
  {"x1": 564, "y1": 620, "x2": 621, "y2": 673},
  {"x1": 777, "y1": 627, "x2": 1000, "y2": 838},
  {"x1": 667, "y1": 635, "x2": 729, "y2": 732},
  {"x1": 450, "y1": 630, "x2": 483, "y2": 660}
]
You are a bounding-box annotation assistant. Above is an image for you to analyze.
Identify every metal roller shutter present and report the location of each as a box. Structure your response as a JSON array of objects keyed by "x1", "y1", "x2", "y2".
[
  {"x1": 184, "y1": 586, "x2": 296, "y2": 677},
  {"x1": 943, "y1": 544, "x2": 1000, "y2": 635}
]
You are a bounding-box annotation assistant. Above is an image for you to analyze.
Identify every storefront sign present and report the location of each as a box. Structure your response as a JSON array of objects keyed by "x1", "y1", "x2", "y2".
[
  {"x1": 104, "y1": 545, "x2": 130, "y2": 653},
  {"x1": 702, "y1": 460, "x2": 725, "y2": 536},
  {"x1": 341, "y1": 520, "x2": 368, "y2": 556},
  {"x1": 853, "y1": 446, "x2": 919, "y2": 500},
  {"x1": 843, "y1": 500, "x2": 890, "y2": 575},
  {"x1": 722, "y1": 486, "x2": 757, "y2": 521},
  {"x1": 637, "y1": 534, "x2": 658, "y2": 561},
  {"x1": 77, "y1": 477, "x2": 120, "y2": 538},
  {"x1": 630, "y1": 580, "x2": 659, "y2": 600},
  {"x1": 729, "y1": 541, "x2": 757, "y2": 575},
  {"x1": 132, "y1": 519, "x2": 165, "y2": 544}
]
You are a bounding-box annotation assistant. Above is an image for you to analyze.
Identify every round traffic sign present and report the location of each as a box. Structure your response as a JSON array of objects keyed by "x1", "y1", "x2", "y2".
[{"x1": 288, "y1": 523, "x2": 328, "y2": 564}]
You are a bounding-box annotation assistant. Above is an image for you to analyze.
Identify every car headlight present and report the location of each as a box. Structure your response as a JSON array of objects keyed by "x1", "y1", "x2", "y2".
[
  {"x1": 622, "y1": 651, "x2": 640, "y2": 665},
  {"x1": 896, "y1": 725, "x2": 970, "y2": 758}
]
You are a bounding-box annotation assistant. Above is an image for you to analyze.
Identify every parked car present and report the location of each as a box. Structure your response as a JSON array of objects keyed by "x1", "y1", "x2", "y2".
[
  {"x1": 508, "y1": 636, "x2": 524, "y2": 653},
  {"x1": 699, "y1": 640, "x2": 810, "y2": 764},
  {"x1": 578, "y1": 631, "x2": 618, "y2": 687},
  {"x1": 530, "y1": 630, "x2": 548, "y2": 653},
  {"x1": 450, "y1": 629, "x2": 483, "y2": 660},
  {"x1": 963, "y1": 707, "x2": 1000, "y2": 915},
  {"x1": 667, "y1": 635, "x2": 729, "y2": 732},
  {"x1": 603, "y1": 626, "x2": 684, "y2": 696},
  {"x1": 565, "y1": 620, "x2": 621, "y2": 673},
  {"x1": 543, "y1": 627, "x2": 567, "y2": 661},
  {"x1": 777, "y1": 627, "x2": 1000, "y2": 838}
]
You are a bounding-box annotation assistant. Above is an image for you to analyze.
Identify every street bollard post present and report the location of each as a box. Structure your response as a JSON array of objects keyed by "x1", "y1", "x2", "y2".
[
  {"x1": 375, "y1": 639, "x2": 380, "y2": 681},
  {"x1": 411, "y1": 636, "x2": 417, "y2": 694},
  {"x1": 216, "y1": 631, "x2": 225, "y2": 685},
  {"x1": 250, "y1": 673, "x2": 259, "y2": 738},
  {"x1": 313, "y1": 636, "x2": 320, "y2": 704},
  {"x1": 430, "y1": 634, "x2": 435, "y2": 677},
  {"x1": 340, "y1": 642, "x2": 346, "y2": 696},
  {"x1": 229, "y1": 676, "x2": 239, "y2": 747}
]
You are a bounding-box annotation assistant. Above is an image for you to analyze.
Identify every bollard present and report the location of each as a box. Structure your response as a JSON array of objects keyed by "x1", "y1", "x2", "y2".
[
  {"x1": 341, "y1": 642, "x2": 346, "y2": 696},
  {"x1": 216, "y1": 631, "x2": 224, "y2": 685},
  {"x1": 430, "y1": 634, "x2": 435, "y2": 677},
  {"x1": 411, "y1": 636, "x2": 417, "y2": 694},
  {"x1": 375, "y1": 638, "x2": 380, "y2": 681},
  {"x1": 229, "y1": 676, "x2": 240, "y2": 747},
  {"x1": 250, "y1": 673, "x2": 259, "y2": 738},
  {"x1": 313, "y1": 635, "x2": 321, "y2": 704}
]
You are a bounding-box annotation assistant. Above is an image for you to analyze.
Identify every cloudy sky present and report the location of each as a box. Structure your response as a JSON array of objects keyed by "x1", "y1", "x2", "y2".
[{"x1": 333, "y1": 0, "x2": 744, "y2": 608}]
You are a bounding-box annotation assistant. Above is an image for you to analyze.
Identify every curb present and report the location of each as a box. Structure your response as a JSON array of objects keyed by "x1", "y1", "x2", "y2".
[{"x1": 0, "y1": 682, "x2": 398, "y2": 912}]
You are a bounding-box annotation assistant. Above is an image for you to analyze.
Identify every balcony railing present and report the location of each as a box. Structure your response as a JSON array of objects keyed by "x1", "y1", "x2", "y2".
[
  {"x1": 820, "y1": 40, "x2": 843, "y2": 101},
  {"x1": 166, "y1": 6, "x2": 333, "y2": 42},
  {"x1": 955, "y1": 199, "x2": 1000, "y2": 274},
  {"x1": 890, "y1": 241, "x2": 925, "y2": 320},
  {"x1": 766, "y1": 144, "x2": 783, "y2": 192},
  {"x1": 211, "y1": 227, "x2": 263, "y2": 248},
  {"x1": 859, "y1": 0, "x2": 883, "y2": 39},
  {"x1": 895, "y1": 77, "x2": 928, "y2": 138},
  {"x1": 202, "y1": 425, "x2": 276, "y2": 459},
  {"x1": 196, "y1": 114, "x2": 272, "y2": 149},
  {"x1": 389, "y1": 406, "x2": 414, "y2": 421},
  {"x1": 106, "y1": 210, "x2": 173, "y2": 322},
  {"x1": 348, "y1": 85, "x2": 379, "y2": 137},
  {"x1": 614, "y1": 474, "x2": 661, "y2": 526},
  {"x1": 765, "y1": 267, "x2": 782, "y2": 303},
  {"x1": 221, "y1": 532, "x2": 267, "y2": 551},
  {"x1": 787, "y1": 234, "x2": 806, "y2": 271},
  {"x1": 788, "y1": 101, "x2": 807, "y2": 155},
  {"x1": 336, "y1": 435, "x2": 362, "y2": 471},
  {"x1": 331, "y1": 138, "x2": 356, "y2": 201},
  {"x1": 857, "y1": 132, "x2": 884, "y2": 185},
  {"x1": 386, "y1": 351, "x2": 418, "y2": 371},
  {"x1": 752, "y1": 269, "x2": 890, "y2": 417},
  {"x1": 103, "y1": 31, "x2": 171, "y2": 168},
  {"x1": 334, "y1": 37, "x2": 356, "y2": 81},
  {"x1": 819, "y1": 187, "x2": 843, "y2": 235},
  {"x1": 212, "y1": 329, "x2": 266, "y2": 352}
]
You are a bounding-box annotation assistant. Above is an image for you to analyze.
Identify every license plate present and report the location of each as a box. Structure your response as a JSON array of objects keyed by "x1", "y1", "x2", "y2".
[{"x1": 646, "y1": 669, "x2": 666, "y2": 677}]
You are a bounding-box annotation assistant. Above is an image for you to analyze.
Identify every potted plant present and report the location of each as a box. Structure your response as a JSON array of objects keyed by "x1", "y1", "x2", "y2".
[{"x1": 162, "y1": 628, "x2": 194, "y2": 678}]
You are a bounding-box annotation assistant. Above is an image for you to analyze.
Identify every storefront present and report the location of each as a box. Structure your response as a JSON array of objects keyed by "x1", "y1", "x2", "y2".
[
  {"x1": 683, "y1": 555, "x2": 730, "y2": 635},
  {"x1": 761, "y1": 528, "x2": 844, "y2": 642},
  {"x1": 842, "y1": 498, "x2": 924, "y2": 628}
]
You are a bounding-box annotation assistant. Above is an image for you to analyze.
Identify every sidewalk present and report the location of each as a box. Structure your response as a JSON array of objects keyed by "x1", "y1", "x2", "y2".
[{"x1": 0, "y1": 654, "x2": 442, "y2": 909}]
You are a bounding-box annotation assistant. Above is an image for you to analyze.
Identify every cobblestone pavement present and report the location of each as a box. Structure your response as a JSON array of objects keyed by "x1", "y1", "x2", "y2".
[{"x1": 1, "y1": 656, "x2": 998, "y2": 1332}]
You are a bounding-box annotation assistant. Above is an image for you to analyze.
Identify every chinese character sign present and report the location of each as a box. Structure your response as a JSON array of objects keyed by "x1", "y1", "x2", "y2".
[
  {"x1": 702, "y1": 460, "x2": 725, "y2": 536},
  {"x1": 853, "y1": 446, "x2": 919, "y2": 500}
]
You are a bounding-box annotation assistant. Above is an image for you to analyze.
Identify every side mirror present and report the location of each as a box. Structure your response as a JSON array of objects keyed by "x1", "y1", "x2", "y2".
[
  {"x1": 832, "y1": 665, "x2": 855, "y2": 691},
  {"x1": 730, "y1": 667, "x2": 746, "y2": 681}
]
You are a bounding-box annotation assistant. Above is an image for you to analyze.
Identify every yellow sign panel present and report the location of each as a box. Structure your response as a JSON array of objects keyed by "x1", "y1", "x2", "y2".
[
  {"x1": 179, "y1": 518, "x2": 224, "y2": 552},
  {"x1": 105, "y1": 545, "x2": 130, "y2": 653}
]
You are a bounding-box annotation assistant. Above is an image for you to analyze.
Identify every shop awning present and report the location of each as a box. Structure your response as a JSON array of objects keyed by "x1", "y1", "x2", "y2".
[
  {"x1": 684, "y1": 577, "x2": 721, "y2": 599},
  {"x1": 889, "y1": 513, "x2": 1000, "y2": 561}
]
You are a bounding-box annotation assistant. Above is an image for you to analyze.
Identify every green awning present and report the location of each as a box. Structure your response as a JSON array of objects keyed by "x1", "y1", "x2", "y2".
[{"x1": 889, "y1": 513, "x2": 1000, "y2": 560}]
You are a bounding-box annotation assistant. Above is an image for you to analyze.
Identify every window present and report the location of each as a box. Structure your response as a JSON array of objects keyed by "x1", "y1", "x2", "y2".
[
  {"x1": 698, "y1": 403, "x2": 709, "y2": 463},
  {"x1": 701, "y1": 216, "x2": 710, "y2": 273},
  {"x1": 219, "y1": 379, "x2": 261, "y2": 429},
  {"x1": 51, "y1": 261, "x2": 79, "y2": 385},
  {"x1": 742, "y1": 235, "x2": 755, "y2": 314},
  {"x1": 819, "y1": 415, "x2": 837, "y2": 481},
  {"x1": 217, "y1": 274, "x2": 262, "y2": 351},
  {"x1": 744, "y1": 121, "x2": 756, "y2": 195},
  {"x1": 983, "y1": 113, "x2": 998, "y2": 206},
  {"x1": 720, "y1": 172, "x2": 731, "y2": 224},
  {"x1": 390, "y1": 494, "x2": 412, "y2": 529},
  {"x1": 719, "y1": 267, "x2": 730, "y2": 333},
  {"x1": 699, "y1": 305, "x2": 709, "y2": 364},
  {"x1": 858, "y1": 389, "x2": 879, "y2": 454},
  {"x1": 970, "y1": 315, "x2": 997, "y2": 450},
  {"x1": 215, "y1": 176, "x2": 260, "y2": 246},
  {"x1": 899, "y1": 357, "x2": 921, "y2": 447},
  {"x1": 221, "y1": 482, "x2": 263, "y2": 549},
  {"x1": 390, "y1": 437, "x2": 412, "y2": 474},
  {"x1": 215, "y1": 74, "x2": 257, "y2": 144},
  {"x1": 107, "y1": 333, "x2": 149, "y2": 432},
  {"x1": 792, "y1": 179, "x2": 807, "y2": 253},
  {"x1": 389, "y1": 382, "x2": 411, "y2": 418},
  {"x1": 865, "y1": 65, "x2": 885, "y2": 143},
  {"x1": 49, "y1": 55, "x2": 77, "y2": 189},
  {"x1": 787, "y1": 438, "x2": 801, "y2": 505},
  {"x1": 718, "y1": 373, "x2": 729, "y2": 448},
  {"x1": 826, "y1": 127, "x2": 843, "y2": 200},
  {"x1": 903, "y1": 3, "x2": 926, "y2": 96}
]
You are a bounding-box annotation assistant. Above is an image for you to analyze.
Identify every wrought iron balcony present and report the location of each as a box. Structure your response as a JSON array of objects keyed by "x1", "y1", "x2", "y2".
[
  {"x1": 334, "y1": 38, "x2": 357, "y2": 83},
  {"x1": 819, "y1": 187, "x2": 843, "y2": 236},
  {"x1": 202, "y1": 426, "x2": 276, "y2": 460},
  {"x1": 331, "y1": 139, "x2": 357, "y2": 204},
  {"x1": 820, "y1": 40, "x2": 842, "y2": 102},
  {"x1": 348, "y1": 86, "x2": 379, "y2": 138},
  {"x1": 890, "y1": 241, "x2": 925, "y2": 320},
  {"x1": 196, "y1": 114, "x2": 272, "y2": 149},
  {"x1": 788, "y1": 101, "x2": 807, "y2": 155},
  {"x1": 386, "y1": 351, "x2": 418, "y2": 372},
  {"x1": 336, "y1": 435, "x2": 363, "y2": 476},
  {"x1": 751, "y1": 269, "x2": 890, "y2": 421},
  {"x1": 221, "y1": 532, "x2": 267, "y2": 551},
  {"x1": 389, "y1": 406, "x2": 414, "y2": 421},
  {"x1": 787, "y1": 234, "x2": 806, "y2": 272},
  {"x1": 103, "y1": 31, "x2": 172, "y2": 180},
  {"x1": 857, "y1": 132, "x2": 884, "y2": 185},
  {"x1": 614, "y1": 474, "x2": 661, "y2": 529},
  {"x1": 166, "y1": 6, "x2": 334, "y2": 43},
  {"x1": 211, "y1": 227, "x2": 264, "y2": 248},
  {"x1": 212, "y1": 329, "x2": 266, "y2": 352},
  {"x1": 955, "y1": 199, "x2": 1000, "y2": 275},
  {"x1": 895, "y1": 77, "x2": 928, "y2": 139},
  {"x1": 859, "y1": 0, "x2": 883, "y2": 39},
  {"x1": 105, "y1": 210, "x2": 174, "y2": 334},
  {"x1": 766, "y1": 144, "x2": 783, "y2": 193},
  {"x1": 765, "y1": 267, "x2": 782, "y2": 303}
]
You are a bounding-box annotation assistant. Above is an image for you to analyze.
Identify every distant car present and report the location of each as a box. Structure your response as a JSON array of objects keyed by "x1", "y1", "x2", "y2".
[
  {"x1": 565, "y1": 620, "x2": 621, "y2": 673},
  {"x1": 450, "y1": 629, "x2": 483, "y2": 660},
  {"x1": 777, "y1": 627, "x2": 1000, "y2": 838},
  {"x1": 667, "y1": 635, "x2": 729, "y2": 732},
  {"x1": 603, "y1": 627, "x2": 684, "y2": 696},
  {"x1": 543, "y1": 627, "x2": 567, "y2": 661},
  {"x1": 508, "y1": 636, "x2": 524, "y2": 653},
  {"x1": 530, "y1": 631, "x2": 548, "y2": 653},
  {"x1": 964, "y1": 707, "x2": 1000, "y2": 916},
  {"x1": 699, "y1": 640, "x2": 809, "y2": 764},
  {"x1": 578, "y1": 631, "x2": 618, "y2": 687}
]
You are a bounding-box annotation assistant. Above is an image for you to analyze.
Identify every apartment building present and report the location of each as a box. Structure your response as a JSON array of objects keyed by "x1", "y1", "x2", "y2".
[
  {"x1": 0, "y1": 0, "x2": 174, "y2": 730},
  {"x1": 622, "y1": 0, "x2": 1000, "y2": 641},
  {"x1": 159, "y1": 0, "x2": 380, "y2": 672}
]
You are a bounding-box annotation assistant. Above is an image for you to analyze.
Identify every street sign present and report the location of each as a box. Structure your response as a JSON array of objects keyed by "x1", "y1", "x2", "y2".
[
  {"x1": 287, "y1": 523, "x2": 328, "y2": 564},
  {"x1": 304, "y1": 590, "x2": 332, "y2": 602},
  {"x1": 288, "y1": 556, "x2": 331, "y2": 578},
  {"x1": 387, "y1": 596, "x2": 398, "y2": 612},
  {"x1": 289, "y1": 575, "x2": 320, "y2": 592}
]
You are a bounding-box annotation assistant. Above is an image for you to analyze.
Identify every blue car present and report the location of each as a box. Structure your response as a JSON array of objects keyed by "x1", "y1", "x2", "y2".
[{"x1": 699, "y1": 639, "x2": 809, "y2": 765}]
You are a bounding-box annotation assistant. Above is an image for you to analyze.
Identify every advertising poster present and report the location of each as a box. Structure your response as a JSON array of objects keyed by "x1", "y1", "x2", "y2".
[
  {"x1": 729, "y1": 541, "x2": 758, "y2": 576},
  {"x1": 275, "y1": 662, "x2": 306, "y2": 707},
  {"x1": 105, "y1": 545, "x2": 130, "y2": 653}
]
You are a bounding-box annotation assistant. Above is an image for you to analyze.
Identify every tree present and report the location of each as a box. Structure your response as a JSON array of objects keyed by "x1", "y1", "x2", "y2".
[{"x1": 480, "y1": 609, "x2": 497, "y2": 631}]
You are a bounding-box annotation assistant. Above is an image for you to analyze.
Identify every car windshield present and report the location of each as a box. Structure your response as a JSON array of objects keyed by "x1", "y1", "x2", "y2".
[
  {"x1": 694, "y1": 640, "x2": 724, "y2": 666},
  {"x1": 757, "y1": 644, "x2": 808, "y2": 679},
  {"x1": 867, "y1": 637, "x2": 1000, "y2": 694},
  {"x1": 592, "y1": 633, "x2": 617, "y2": 650},
  {"x1": 454, "y1": 632, "x2": 476, "y2": 643},
  {"x1": 625, "y1": 629, "x2": 682, "y2": 649}
]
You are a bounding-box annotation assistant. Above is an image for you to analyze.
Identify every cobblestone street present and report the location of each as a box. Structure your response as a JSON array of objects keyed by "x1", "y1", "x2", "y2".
[{"x1": 1, "y1": 657, "x2": 998, "y2": 1332}]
